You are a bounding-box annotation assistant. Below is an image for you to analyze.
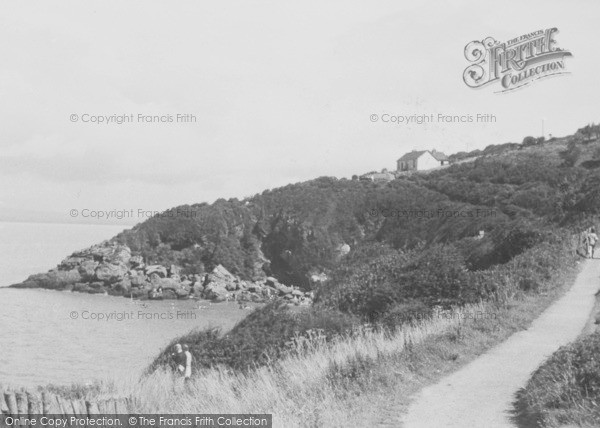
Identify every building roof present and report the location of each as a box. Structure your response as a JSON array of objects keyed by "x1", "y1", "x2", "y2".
[
  {"x1": 431, "y1": 150, "x2": 449, "y2": 161},
  {"x1": 397, "y1": 150, "x2": 428, "y2": 162},
  {"x1": 397, "y1": 149, "x2": 449, "y2": 162}
]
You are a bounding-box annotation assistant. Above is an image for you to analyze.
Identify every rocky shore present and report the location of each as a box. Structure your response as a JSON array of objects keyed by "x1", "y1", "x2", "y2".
[{"x1": 11, "y1": 242, "x2": 313, "y2": 305}]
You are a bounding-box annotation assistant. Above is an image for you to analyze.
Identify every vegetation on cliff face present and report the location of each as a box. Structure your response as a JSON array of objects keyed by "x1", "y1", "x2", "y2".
[
  {"x1": 24, "y1": 126, "x2": 600, "y2": 424},
  {"x1": 142, "y1": 131, "x2": 600, "y2": 373},
  {"x1": 113, "y1": 133, "x2": 600, "y2": 291}
]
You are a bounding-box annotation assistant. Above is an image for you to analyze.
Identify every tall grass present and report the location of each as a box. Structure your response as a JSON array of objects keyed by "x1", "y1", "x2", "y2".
[
  {"x1": 515, "y1": 330, "x2": 600, "y2": 427},
  {"x1": 79, "y1": 297, "x2": 560, "y2": 426},
  {"x1": 37, "y1": 239, "x2": 579, "y2": 427}
]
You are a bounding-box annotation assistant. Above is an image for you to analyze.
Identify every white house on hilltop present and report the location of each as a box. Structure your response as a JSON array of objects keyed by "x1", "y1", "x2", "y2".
[{"x1": 397, "y1": 149, "x2": 449, "y2": 172}]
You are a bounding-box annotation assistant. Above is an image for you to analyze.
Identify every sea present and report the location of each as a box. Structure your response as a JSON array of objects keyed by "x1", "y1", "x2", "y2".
[{"x1": 0, "y1": 222, "x2": 248, "y2": 388}]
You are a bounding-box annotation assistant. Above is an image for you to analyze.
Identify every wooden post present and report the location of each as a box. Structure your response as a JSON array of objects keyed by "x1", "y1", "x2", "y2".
[
  {"x1": 57, "y1": 396, "x2": 73, "y2": 415},
  {"x1": 86, "y1": 401, "x2": 99, "y2": 415},
  {"x1": 4, "y1": 393, "x2": 17, "y2": 417},
  {"x1": 115, "y1": 398, "x2": 128, "y2": 414},
  {"x1": 27, "y1": 393, "x2": 42, "y2": 417},
  {"x1": 71, "y1": 399, "x2": 85, "y2": 415},
  {"x1": 97, "y1": 400, "x2": 109, "y2": 415},
  {"x1": 15, "y1": 392, "x2": 28, "y2": 416},
  {"x1": 125, "y1": 397, "x2": 136, "y2": 413},
  {"x1": 0, "y1": 391, "x2": 9, "y2": 415},
  {"x1": 41, "y1": 392, "x2": 55, "y2": 416}
]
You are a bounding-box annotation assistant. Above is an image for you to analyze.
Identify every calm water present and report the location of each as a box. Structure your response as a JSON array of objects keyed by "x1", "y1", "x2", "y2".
[{"x1": 0, "y1": 222, "x2": 249, "y2": 388}]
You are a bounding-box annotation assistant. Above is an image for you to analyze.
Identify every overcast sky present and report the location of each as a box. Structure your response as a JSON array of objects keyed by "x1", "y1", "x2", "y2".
[{"x1": 1, "y1": 0, "x2": 598, "y2": 225}]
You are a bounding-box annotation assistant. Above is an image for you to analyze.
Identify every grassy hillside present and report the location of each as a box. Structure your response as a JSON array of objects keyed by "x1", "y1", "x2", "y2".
[
  {"x1": 137, "y1": 127, "x2": 600, "y2": 375},
  {"x1": 33, "y1": 124, "x2": 600, "y2": 425},
  {"x1": 114, "y1": 132, "x2": 600, "y2": 289}
]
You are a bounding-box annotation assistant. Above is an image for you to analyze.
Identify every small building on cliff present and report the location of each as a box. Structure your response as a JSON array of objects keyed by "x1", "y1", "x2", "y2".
[{"x1": 397, "y1": 149, "x2": 449, "y2": 172}]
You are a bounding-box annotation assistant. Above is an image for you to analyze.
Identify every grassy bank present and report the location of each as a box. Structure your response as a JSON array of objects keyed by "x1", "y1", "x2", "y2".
[
  {"x1": 515, "y1": 311, "x2": 600, "y2": 428},
  {"x1": 51, "y1": 244, "x2": 580, "y2": 427}
]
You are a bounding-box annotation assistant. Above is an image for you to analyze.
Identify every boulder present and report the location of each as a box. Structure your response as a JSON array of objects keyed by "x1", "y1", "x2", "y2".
[
  {"x1": 59, "y1": 256, "x2": 86, "y2": 270},
  {"x1": 114, "y1": 277, "x2": 132, "y2": 294},
  {"x1": 247, "y1": 283, "x2": 261, "y2": 293},
  {"x1": 276, "y1": 283, "x2": 293, "y2": 295},
  {"x1": 78, "y1": 260, "x2": 99, "y2": 281},
  {"x1": 73, "y1": 283, "x2": 93, "y2": 293},
  {"x1": 192, "y1": 282, "x2": 204, "y2": 295},
  {"x1": 149, "y1": 272, "x2": 163, "y2": 283},
  {"x1": 130, "y1": 274, "x2": 148, "y2": 288},
  {"x1": 210, "y1": 265, "x2": 236, "y2": 282},
  {"x1": 89, "y1": 281, "x2": 105, "y2": 289},
  {"x1": 205, "y1": 265, "x2": 237, "y2": 293},
  {"x1": 77, "y1": 243, "x2": 131, "y2": 265},
  {"x1": 203, "y1": 282, "x2": 230, "y2": 301},
  {"x1": 153, "y1": 277, "x2": 182, "y2": 291},
  {"x1": 265, "y1": 277, "x2": 279, "y2": 287},
  {"x1": 130, "y1": 288, "x2": 148, "y2": 299},
  {"x1": 129, "y1": 255, "x2": 144, "y2": 268},
  {"x1": 291, "y1": 289, "x2": 303, "y2": 297},
  {"x1": 261, "y1": 287, "x2": 275, "y2": 298},
  {"x1": 95, "y1": 263, "x2": 128, "y2": 283},
  {"x1": 175, "y1": 288, "x2": 190, "y2": 299},
  {"x1": 162, "y1": 289, "x2": 178, "y2": 299},
  {"x1": 145, "y1": 265, "x2": 167, "y2": 278},
  {"x1": 168, "y1": 264, "x2": 182, "y2": 277},
  {"x1": 16, "y1": 269, "x2": 82, "y2": 290}
]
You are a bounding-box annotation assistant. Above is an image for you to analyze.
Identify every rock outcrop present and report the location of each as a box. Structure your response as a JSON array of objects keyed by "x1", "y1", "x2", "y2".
[{"x1": 11, "y1": 242, "x2": 313, "y2": 305}]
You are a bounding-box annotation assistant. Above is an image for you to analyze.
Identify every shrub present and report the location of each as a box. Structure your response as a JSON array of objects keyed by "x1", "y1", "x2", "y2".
[
  {"x1": 516, "y1": 332, "x2": 600, "y2": 427},
  {"x1": 148, "y1": 301, "x2": 359, "y2": 373}
]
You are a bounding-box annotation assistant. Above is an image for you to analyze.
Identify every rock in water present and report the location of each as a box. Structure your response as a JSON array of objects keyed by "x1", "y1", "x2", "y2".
[
  {"x1": 14, "y1": 269, "x2": 81, "y2": 289},
  {"x1": 203, "y1": 282, "x2": 230, "y2": 301}
]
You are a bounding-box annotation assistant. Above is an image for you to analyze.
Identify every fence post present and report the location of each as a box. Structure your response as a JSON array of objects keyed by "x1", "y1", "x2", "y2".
[
  {"x1": 27, "y1": 393, "x2": 42, "y2": 417},
  {"x1": 86, "y1": 401, "x2": 100, "y2": 415},
  {"x1": 15, "y1": 392, "x2": 28, "y2": 416},
  {"x1": 0, "y1": 391, "x2": 9, "y2": 415},
  {"x1": 42, "y1": 392, "x2": 60, "y2": 415},
  {"x1": 3, "y1": 393, "x2": 17, "y2": 416}
]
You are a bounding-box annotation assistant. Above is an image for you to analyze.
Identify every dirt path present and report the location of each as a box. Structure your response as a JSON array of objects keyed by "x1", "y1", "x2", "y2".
[{"x1": 401, "y1": 259, "x2": 600, "y2": 428}]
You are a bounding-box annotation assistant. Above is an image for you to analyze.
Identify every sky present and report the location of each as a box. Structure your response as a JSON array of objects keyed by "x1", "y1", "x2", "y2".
[{"x1": 1, "y1": 0, "x2": 599, "y2": 225}]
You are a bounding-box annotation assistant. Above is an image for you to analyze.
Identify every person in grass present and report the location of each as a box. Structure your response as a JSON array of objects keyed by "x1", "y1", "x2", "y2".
[
  {"x1": 588, "y1": 227, "x2": 598, "y2": 259},
  {"x1": 183, "y1": 344, "x2": 193, "y2": 381},
  {"x1": 171, "y1": 343, "x2": 186, "y2": 375}
]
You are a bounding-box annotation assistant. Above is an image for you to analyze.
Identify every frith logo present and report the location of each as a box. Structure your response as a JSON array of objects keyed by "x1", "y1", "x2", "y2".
[{"x1": 463, "y1": 28, "x2": 572, "y2": 93}]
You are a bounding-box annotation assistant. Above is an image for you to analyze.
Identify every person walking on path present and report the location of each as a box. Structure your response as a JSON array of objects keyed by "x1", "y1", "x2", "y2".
[
  {"x1": 588, "y1": 227, "x2": 598, "y2": 259},
  {"x1": 581, "y1": 228, "x2": 590, "y2": 257}
]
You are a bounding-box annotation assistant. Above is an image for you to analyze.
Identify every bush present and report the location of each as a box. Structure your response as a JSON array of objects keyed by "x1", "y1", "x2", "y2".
[
  {"x1": 516, "y1": 331, "x2": 600, "y2": 427},
  {"x1": 316, "y1": 244, "x2": 481, "y2": 321},
  {"x1": 148, "y1": 301, "x2": 358, "y2": 373}
]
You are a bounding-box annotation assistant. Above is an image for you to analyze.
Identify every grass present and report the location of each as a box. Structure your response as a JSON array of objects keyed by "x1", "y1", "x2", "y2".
[
  {"x1": 515, "y1": 312, "x2": 600, "y2": 428},
  {"x1": 46, "y1": 258, "x2": 579, "y2": 427}
]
